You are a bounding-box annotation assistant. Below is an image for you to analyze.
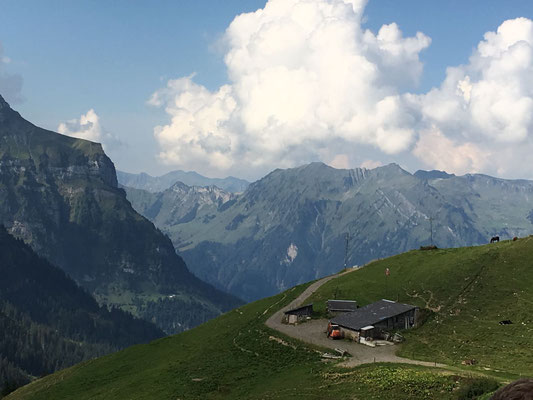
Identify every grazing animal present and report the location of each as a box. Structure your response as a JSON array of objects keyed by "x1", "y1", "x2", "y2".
[
  {"x1": 490, "y1": 236, "x2": 500, "y2": 243},
  {"x1": 513, "y1": 236, "x2": 518, "y2": 241}
]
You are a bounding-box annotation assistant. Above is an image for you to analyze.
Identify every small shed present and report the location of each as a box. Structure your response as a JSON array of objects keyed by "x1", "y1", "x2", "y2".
[
  {"x1": 327, "y1": 300, "x2": 358, "y2": 313},
  {"x1": 284, "y1": 304, "x2": 313, "y2": 324},
  {"x1": 330, "y1": 299, "x2": 418, "y2": 342}
]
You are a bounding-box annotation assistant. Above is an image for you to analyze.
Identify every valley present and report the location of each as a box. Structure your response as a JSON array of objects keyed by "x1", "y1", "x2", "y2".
[
  {"x1": 2, "y1": 91, "x2": 531, "y2": 398},
  {"x1": 3, "y1": 2, "x2": 533, "y2": 398}
]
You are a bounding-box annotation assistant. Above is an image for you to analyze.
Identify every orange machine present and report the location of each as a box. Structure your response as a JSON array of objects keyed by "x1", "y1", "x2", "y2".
[{"x1": 326, "y1": 322, "x2": 342, "y2": 339}]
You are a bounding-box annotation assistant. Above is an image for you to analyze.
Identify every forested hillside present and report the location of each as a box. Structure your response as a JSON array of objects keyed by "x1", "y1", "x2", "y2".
[{"x1": 0, "y1": 226, "x2": 163, "y2": 397}]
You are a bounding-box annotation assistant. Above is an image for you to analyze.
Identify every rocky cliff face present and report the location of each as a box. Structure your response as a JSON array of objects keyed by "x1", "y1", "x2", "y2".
[{"x1": 0, "y1": 94, "x2": 241, "y2": 333}]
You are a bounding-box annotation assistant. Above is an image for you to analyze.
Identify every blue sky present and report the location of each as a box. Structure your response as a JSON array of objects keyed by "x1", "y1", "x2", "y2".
[{"x1": 1, "y1": 1, "x2": 533, "y2": 180}]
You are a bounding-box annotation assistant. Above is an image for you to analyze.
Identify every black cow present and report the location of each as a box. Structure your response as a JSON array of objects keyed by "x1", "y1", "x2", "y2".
[{"x1": 490, "y1": 236, "x2": 500, "y2": 243}]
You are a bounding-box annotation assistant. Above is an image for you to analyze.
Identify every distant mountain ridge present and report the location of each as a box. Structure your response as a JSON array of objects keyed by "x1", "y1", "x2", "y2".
[
  {"x1": 117, "y1": 170, "x2": 249, "y2": 193},
  {"x1": 0, "y1": 93, "x2": 241, "y2": 334},
  {"x1": 414, "y1": 169, "x2": 455, "y2": 181},
  {"x1": 123, "y1": 181, "x2": 236, "y2": 228},
  {"x1": 124, "y1": 162, "x2": 533, "y2": 301}
]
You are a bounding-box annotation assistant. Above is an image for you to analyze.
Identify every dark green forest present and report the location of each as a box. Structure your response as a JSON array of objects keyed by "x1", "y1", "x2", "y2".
[{"x1": 0, "y1": 227, "x2": 164, "y2": 397}]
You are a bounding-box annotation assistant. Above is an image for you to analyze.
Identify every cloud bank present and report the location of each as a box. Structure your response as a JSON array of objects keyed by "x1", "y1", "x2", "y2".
[{"x1": 150, "y1": 0, "x2": 533, "y2": 179}]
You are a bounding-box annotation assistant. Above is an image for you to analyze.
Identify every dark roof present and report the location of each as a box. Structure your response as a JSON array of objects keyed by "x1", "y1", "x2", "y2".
[
  {"x1": 284, "y1": 304, "x2": 313, "y2": 315},
  {"x1": 331, "y1": 299, "x2": 417, "y2": 331},
  {"x1": 327, "y1": 300, "x2": 357, "y2": 311}
]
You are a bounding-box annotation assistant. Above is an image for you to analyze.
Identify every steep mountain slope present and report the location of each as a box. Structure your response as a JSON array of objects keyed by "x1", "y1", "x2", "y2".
[
  {"x1": 0, "y1": 94, "x2": 241, "y2": 333},
  {"x1": 0, "y1": 226, "x2": 163, "y2": 397},
  {"x1": 417, "y1": 172, "x2": 533, "y2": 238},
  {"x1": 11, "y1": 238, "x2": 533, "y2": 400},
  {"x1": 117, "y1": 170, "x2": 249, "y2": 193},
  {"x1": 125, "y1": 163, "x2": 533, "y2": 301},
  {"x1": 126, "y1": 163, "x2": 478, "y2": 300}
]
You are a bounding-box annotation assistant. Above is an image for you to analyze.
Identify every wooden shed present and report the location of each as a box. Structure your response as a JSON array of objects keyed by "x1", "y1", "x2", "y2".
[
  {"x1": 327, "y1": 299, "x2": 357, "y2": 314},
  {"x1": 330, "y1": 299, "x2": 418, "y2": 342},
  {"x1": 283, "y1": 304, "x2": 313, "y2": 324}
]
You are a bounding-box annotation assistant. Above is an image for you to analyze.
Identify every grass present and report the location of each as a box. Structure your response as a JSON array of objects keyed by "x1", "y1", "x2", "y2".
[
  {"x1": 10, "y1": 238, "x2": 533, "y2": 399},
  {"x1": 9, "y1": 284, "x2": 322, "y2": 400},
  {"x1": 319, "y1": 364, "x2": 499, "y2": 400},
  {"x1": 306, "y1": 237, "x2": 533, "y2": 376}
]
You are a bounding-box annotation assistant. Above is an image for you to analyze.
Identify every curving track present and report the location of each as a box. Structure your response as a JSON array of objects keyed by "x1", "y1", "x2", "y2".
[{"x1": 265, "y1": 269, "x2": 445, "y2": 368}]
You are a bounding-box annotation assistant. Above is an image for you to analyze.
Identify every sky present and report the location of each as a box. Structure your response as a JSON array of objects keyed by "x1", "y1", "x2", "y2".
[{"x1": 1, "y1": 0, "x2": 533, "y2": 181}]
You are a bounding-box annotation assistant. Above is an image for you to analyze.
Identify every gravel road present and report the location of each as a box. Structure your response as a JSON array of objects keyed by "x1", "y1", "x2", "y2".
[{"x1": 265, "y1": 270, "x2": 445, "y2": 368}]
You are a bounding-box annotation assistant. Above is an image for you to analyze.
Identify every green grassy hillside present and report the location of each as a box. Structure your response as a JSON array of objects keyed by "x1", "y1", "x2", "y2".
[
  {"x1": 9, "y1": 238, "x2": 533, "y2": 399},
  {"x1": 307, "y1": 237, "x2": 533, "y2": 375}
]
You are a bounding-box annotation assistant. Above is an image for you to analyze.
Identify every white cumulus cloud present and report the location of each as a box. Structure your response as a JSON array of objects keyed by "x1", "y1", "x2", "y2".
[
  {"x1": 412, "y1": 17, "x2": 533, "y2": 177},
  {"x1": 58, "y1": 109, "x2": 121, "y2": 150},
  {"x1": 150, "y1": 0, "x2": 430, "y2": 177},
  {"x1": 58, "y1": 109, "x2": 103, "y2": 142},
  {"x1": 149, "y1": 1, "x2": 533, "y2": 179},
  {"x1": 413, "y1": 128, "x2": 487, "y2": 175}
]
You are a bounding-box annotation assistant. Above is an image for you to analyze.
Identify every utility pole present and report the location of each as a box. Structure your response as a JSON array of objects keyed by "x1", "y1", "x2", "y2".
[
  {"x1": 429, "y1": 217, "x2": 434, "y2": 246},
  {"x1": 343, "y1": 233, "x2": 350, "y2": 269}
]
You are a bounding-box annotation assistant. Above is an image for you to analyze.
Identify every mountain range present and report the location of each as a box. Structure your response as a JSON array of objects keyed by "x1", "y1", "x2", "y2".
[
  {"x1": 123, "y1": 162, "x2": 533, "y2": 301},
  {"x1": 0, "y1": 94, "x2": 241, "y2": 334},
  {"x1": 117, "y1": 170, "x2": 249, "y2": 193}
]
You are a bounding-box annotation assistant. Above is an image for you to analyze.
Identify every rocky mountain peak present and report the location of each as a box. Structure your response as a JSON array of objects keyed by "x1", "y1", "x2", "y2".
[
  {"x1": 0, "y1": 93, "x2": 8, "y2": 109},
  {"x1": 414, "y1": 169, "x2": 455, "y2": 181},
  {"x1": 168, "y1": 181, "x2": 235, "y2": 206},
  {"x1": 0, "y1": 93, "x2": 21, "y2": 123}
]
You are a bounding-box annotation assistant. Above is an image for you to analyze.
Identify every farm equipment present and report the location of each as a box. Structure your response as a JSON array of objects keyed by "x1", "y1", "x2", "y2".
[{"x1": 327, "y1": 322, "x2": 343, "y2": 339}]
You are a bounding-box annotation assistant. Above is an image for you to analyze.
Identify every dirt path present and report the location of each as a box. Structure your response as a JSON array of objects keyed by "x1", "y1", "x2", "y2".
[{"x1": 265, "y1": 270, "x2": 445, "y2": 368}]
